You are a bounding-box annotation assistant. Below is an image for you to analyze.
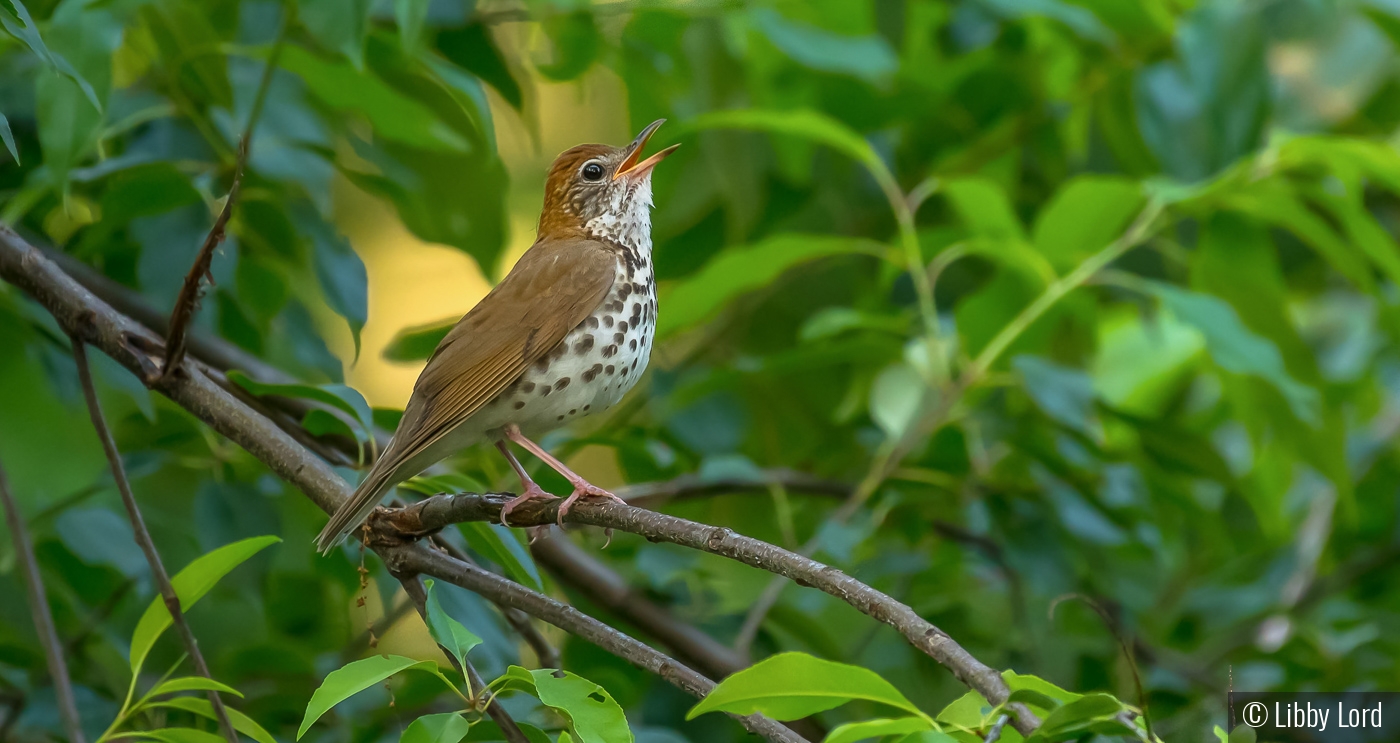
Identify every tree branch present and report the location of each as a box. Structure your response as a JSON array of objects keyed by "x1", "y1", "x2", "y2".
[
  {"x1": 367, "y1": 493, "x2": 1040, "y2": 734},
  {"x1": 0, "y1": 457, "x2": 85, "y2": 743},
  {"x1": 71, "y1": 337, "x2": 239, "y2": 743},
  {"x1": 0, "y1": 229, "x2": 806, "y2": 743},
  {"x1": 530, "y1": 535, "x2": 746, "y2": 680}
]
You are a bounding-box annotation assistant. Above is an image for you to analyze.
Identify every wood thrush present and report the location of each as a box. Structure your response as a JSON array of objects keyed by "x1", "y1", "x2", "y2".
[{"x1": 316, "y1": 120, "x2": 678, "y2": 553}]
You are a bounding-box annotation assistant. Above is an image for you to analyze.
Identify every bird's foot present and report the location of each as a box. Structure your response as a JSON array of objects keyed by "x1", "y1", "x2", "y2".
[
  {"x1": 500, "y1": 483, "x2": 558, "y2": 527},
  {"x1": 556, "y1": 482, "x2": 626, "y2": 528}
]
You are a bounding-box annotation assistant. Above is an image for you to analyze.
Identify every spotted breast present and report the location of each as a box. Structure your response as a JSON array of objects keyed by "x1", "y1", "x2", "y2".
[{"x1": 491, "y1": 252, "x2": 656, "y2": 436}]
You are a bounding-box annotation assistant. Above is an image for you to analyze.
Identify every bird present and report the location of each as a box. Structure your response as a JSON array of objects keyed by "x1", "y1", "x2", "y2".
[{"x1": 315, "y1": 120, "x2": 678, "y2": 553}]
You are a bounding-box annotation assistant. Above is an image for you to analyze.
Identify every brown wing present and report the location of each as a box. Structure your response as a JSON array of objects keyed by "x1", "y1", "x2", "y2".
[{"x1": 383, "y1": 237, "x2": 617, "y2": 473}]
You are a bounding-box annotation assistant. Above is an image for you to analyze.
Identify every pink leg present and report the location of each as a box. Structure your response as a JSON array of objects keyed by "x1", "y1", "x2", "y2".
[
  {"x1": 504, "y1": 425, "x2": 625, "y2": 527},
  {"x1": 496, "y1": 440, "x2": 558, "y2": 535}
]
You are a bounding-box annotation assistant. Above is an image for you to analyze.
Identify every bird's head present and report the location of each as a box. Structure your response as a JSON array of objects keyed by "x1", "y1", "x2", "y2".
[{"x1": 538, "y1": 119, "x2": 678, "y2": 245}]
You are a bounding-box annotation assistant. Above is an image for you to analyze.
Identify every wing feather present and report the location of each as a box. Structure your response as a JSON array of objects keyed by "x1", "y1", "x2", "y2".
[{"x1": 314, "y1": 237, "x2": 617, "y2": 551}]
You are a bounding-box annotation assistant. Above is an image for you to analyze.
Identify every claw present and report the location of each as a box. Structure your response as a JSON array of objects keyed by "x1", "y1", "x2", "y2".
[
  {"x1": 555, "y1": 484, "x2": 626, "y2": 528},
  {"x1": 500, "y1": 484, "x2": 558, "y2": 527}
]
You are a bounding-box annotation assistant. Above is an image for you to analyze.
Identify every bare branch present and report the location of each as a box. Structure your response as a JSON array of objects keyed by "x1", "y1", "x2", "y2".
[
  {"x1": 71, "y1": 337, "x2": 239, "y2": 743},
  {"x1": 160, "y1": 137, "x2": 248, "y2": 381},
  {"x1": 160, "y1": 26, "x2": 285, "y2": 380},
  {"x1": 366, "y1": 493, "x2": 1040, "y2": 735},
  {"x1": 383, "y1": 546, "x2": 809, "y2": 743},
  {"x1": 0, "y1": 458, "x2": 85, "y2": 743},
  {"x1": 0, "y1": 230, "x2": 806, "y2": 743}
]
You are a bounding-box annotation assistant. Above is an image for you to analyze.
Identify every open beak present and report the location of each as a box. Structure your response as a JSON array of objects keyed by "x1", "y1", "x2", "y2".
[{"x1": 615, "y1": 119, "x2": 680, "y2": 180}]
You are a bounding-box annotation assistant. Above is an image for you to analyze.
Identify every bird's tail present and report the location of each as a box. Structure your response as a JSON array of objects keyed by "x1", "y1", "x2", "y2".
[{"x1": 315, "y1": 460, "x2": 398, "y2": 554}]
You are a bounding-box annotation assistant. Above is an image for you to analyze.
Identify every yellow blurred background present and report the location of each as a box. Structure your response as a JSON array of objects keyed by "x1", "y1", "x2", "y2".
[{"x1": 329, "y1": 19, "x2": 633, "y2": 409}]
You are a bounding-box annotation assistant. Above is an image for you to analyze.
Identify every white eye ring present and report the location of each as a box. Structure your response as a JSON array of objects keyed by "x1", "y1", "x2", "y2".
[{"x1": 581, "y1": 161, "x2": 605, "y2": 181}]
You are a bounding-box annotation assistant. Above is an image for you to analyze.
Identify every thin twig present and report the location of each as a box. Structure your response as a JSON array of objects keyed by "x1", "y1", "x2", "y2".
[
  {"x1": 0, "y1": 458, "x2": 86, "y2": 743},
  {"x1": 0, "y1": 233, "x2": 805, "y2": 742},
  {"x1": 984, "y1": 713, "x2": 1010, "y2": 743},
  {"x1": 160, "y1": 25, "x2": 285, "y2": 380},
  {"x1": 1048, "y1": 594, "x2": 1152, "y2": 742},
  {"x1": 160, "y1": 137, "x2": 247, "y2": 380},
  {"x1": 398, "y1": 574, "x2": 530, "y2": 743},
  {"x1": 71, "y1": 337, "x2": 239, "y2": 743}
]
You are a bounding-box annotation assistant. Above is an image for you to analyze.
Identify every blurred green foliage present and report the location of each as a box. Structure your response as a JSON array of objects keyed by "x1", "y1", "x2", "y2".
[{"x1": 4, "y1": 0, "x2": 1400, "y2": 741}]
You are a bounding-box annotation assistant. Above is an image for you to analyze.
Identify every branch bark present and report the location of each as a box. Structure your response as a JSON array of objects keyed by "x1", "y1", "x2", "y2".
[
  {"x1": 0, "y1": 458, "x2": 86, "y2": 743},
  {"x1": 0, "y1": 229, "x2": 805, "y2": 743},
  {"x1": 367, "y1": 493, "x2": 1039, "y2": 734},
  {"x1": 71, "y1": 337, "x2": 239, "y2": 743}
]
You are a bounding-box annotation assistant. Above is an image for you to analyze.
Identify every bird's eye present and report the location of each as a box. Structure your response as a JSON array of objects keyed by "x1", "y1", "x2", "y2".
[{"x1": 582, "y1": 162, "x2": 605, "y2": 181}]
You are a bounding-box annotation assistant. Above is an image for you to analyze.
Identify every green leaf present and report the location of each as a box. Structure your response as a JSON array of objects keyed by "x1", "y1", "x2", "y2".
[
  {"x1": 401, "y1": 712, "x2": 472, "y2": 743},
  {"x1": 537, "y1": 10, "x2": 600, "y2": 81},
  {"x1": 1032, "y1": 176, "x2": 1143, "y2": 271},
  {"x1": 435, "y1": 22, "x2": 522, "y2": 109},
  {"x1": 400, "y1": 473, "x2": 487, "y2": 496},
  {"x1": 1, "y1": 0, "x2": 101, "y2": 111},
  {"x1": 457, "y1": 522, "x2": 544, "y2": 592},
  {"x1": 299, "y1": 0, "x2": 371, "y2": 68},
  {"x1": 145, "y1": 698, "x2": 277, "y2": 743},
  {"x1": 687, "y1": 652, "x2": 928, "y2": 722},
  {"x1": 147, "y1": 677, "x2": 244, "y2": 699},
  {"x1": 658, "y1": 234, "x2": 876, "y2": 337},
  {"x1": 130, "y1": 728, "x2": 227, "y2": 743},
  {"x1": 688, "y1": 109, "x2": 881, "y2": 172},
  {"x1": 751, "y1": 8, "x2": 897, "y2": 83},
  {"x1": 1004, "y1": 672, "x2": 1081, "y2": 707},
  {"x1": 944, "y1": 178, "x2": 1025, "y2": 242},
  {"x1": 1150, "y1": 284, "x2": 1320, "y2": 424},
  {"x1": 423, "y1": 579, "x2": 483, "y2": 672},
  {"x1": 1013, "y1": 356, "x2": 1097, "y2": 439},
  {"x1": 298, "y1": 655, "x2": 454, "y2": 739},
  {"x1": 275, "y1": 45, "x2": 467, "y2": 152},
  {"x1": 226, "y1": 371, "x2": 374, "y2": 441},
  {"x1": 384, "y1": 318, "x2": 455, "y2": 362},
  {"x1": 870, "y1": 362, "x2": 932, "y2": 441},
  {"x1": 822, "y1": 716, "x2": 934, "y2": 743},
  {"x1": 1228, "y1": 724, "x2": 1257, "y2": 743},
  {"x1": 1213, "y1": 725, "x2": 1229, "y2": 743},
  {"x1": 287, "y1": 204, "x2": 368, "y2": 359},
  {"x1": 504, "y1": 666, "x2": 633, "y2": 743},
  {"x1": 1005, "y1": 688, "x2": 1062, "y2": 713},
  {"x1": 130, "y1": 536, "x2": 281, "y2": 677},
  {"x1": 1035, "y1": 693, "x2": 1127, "y2": 739},
  {"x1": 34, "y1": 1, "x2": 116, "y2": 180},
  {"x1": 0, "y1": 112, "x2": 17, "y2": 163},
  {"x1": 395, "y1": 0, "x2": 431, "y2": 55}
]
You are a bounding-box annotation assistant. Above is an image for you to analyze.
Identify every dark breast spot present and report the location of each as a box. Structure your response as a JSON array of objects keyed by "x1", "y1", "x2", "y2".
[
  {"x1": 540, "y1": 386, "x2": 552, "y2": 397},
  {"x1": 521, "y1": 381, "x2": 536, "y2": 393},
  {"x1": 555, "y1": 377, "x2": 570, "y2": 390},
  {"x1": 534, "y1": 358, "x2": 549, "y2": 372},
  {"x1": 603, "y1": 316, "x2": 614, "y2": 328},
  {"x1": 513, "y1": 400, "x2": 525, "y2": 410},
  {"x1": 605, "y1": 365, "x2": 615, "y2": 375},
  {"x1": 586, "y1": 316, "x2": 599, "y2": 329},
  {"x1": 582, "y1": 363, "x2": 603, "y2": 382},
  {"x1": 618, "y1": 321, "x2": 628, "y2": 333},
  {"x1": 575, "y1": 335, "x2": 594, "y2": 354},
  {"x1": 614, "y1": 332, "x2": 625, "y2": 343},
  {"x1": 603, "y1": 344, "x2": 618, "y2": 358},
  {"x1": 629, "y1": 339, "x2": 637, "y2": 351}
]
